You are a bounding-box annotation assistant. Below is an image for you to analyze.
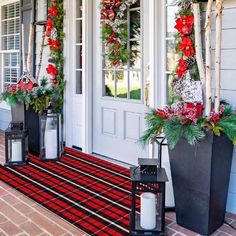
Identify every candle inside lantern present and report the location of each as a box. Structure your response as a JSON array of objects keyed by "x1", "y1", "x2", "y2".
[
  {"x1": 45, "y1": 130, "x2": 57, "y2": 159},
  {"x1": 140, "y1": 192, "x2": 156, "y2": 230},
  {"x1": 11, "y1": 141, "x2": 22, "y2": 162}
]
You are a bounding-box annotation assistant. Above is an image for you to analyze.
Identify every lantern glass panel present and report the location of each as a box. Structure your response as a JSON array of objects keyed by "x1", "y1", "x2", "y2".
[
  {"x1": 36, "y1": 0, "x2": 48, "y2": 23},
  {"x1": 8, "y1": 138, "x2": 23, "y2": 163},
  {"x1": 40, "y1": 113, "x2": 62, "y2": 161},
  {"x1": 5, "y1": 127, "x2": 29, "y2": 166}
]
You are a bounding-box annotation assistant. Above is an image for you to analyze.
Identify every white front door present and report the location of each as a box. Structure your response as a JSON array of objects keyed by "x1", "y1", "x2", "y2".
[
  {"x1": 65, "y1": 0, "x2": 83, "y2": 149},
  {"x1": 93, "y1": 0, "x2": 149, "y2": 165}
]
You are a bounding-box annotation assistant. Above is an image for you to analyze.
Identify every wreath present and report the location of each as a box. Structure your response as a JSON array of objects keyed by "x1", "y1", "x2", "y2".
[
  {"x1": 100, "y1": 0, "x2": 138, "y2": 67},
  {"x1": 45, "y1": 0, "x2": 65, "y2": 113}
]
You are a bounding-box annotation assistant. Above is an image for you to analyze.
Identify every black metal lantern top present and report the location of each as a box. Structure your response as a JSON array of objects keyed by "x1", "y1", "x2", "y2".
[{"x1": 130, "y1": 166, "x2": 168, "y2": 236}]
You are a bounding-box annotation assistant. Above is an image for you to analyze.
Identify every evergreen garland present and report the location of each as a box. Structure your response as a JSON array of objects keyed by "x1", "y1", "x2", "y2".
[{"x1": 46, "y1": 0, "x2": 65, "y2": 113}]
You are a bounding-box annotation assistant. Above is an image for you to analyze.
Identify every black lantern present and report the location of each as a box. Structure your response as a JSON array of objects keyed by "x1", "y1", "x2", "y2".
[
  {"x1": 39, "y1": 112, "x2": 62, "y2": 161},
  {"x1": 35, "y1": 0, "x2": 48, "y2": 25},
  {"x1": 5, "y1": 122, "x2": 29, "y2": 166},
  {"x1": 130, "y1": 160, "x2": 168, "y2": 235}
]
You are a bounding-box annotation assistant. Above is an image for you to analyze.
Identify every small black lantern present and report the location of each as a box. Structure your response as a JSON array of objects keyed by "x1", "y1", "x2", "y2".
[
  {"x1": 5, "y1": 122, "x2": 29, "y2": 166},
  {"x1": 130, "y1": 160, "x2": 168, "y2": 235},
  {"x1": 39, "y1": 112, "x2": 62, "y2": 161}
]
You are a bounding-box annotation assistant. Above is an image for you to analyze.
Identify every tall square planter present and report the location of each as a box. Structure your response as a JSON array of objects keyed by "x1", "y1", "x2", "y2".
[
  {"x1": 168, "y1": 132, "x2": 233, "y2": 235},
  {"x1": 24, "y1": 108, "x2": 40, "y2": 156}
]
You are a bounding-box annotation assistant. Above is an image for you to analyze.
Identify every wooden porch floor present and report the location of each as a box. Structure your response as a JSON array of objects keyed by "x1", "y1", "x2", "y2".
[{"x1": 0, "y1": 132, "x2": 236, "y2": 236}]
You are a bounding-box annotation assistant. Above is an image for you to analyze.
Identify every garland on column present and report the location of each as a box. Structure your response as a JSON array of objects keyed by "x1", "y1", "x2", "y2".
[
  {"x1": 45, "y1": 0, "x2": 65, "y2": 113},
  {"x1": 172, "y1": 0, "x2": 203, "y2": 108},
  {"x1": 100, "y1": 0, "x2": 138, "y2": 67}
]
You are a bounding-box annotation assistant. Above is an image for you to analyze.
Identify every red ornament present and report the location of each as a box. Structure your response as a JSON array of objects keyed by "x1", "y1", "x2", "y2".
[
  {"x1": 46, "y1": 64, "x2": 58, "y2": 76},
  {"x1": 182, "y1": 25, "x2": 192, "y2": 35},
  {"x1": 52, "y1": 79, "x2": 58, "y2": 84},
  {"x1": 48, "y1": 6, "x2": 58, "y2": 17}
]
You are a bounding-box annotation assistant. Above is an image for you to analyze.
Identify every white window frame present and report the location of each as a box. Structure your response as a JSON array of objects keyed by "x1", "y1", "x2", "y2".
[{"x1": 0, "y1": 0, "x2": 20, "y2": 110}]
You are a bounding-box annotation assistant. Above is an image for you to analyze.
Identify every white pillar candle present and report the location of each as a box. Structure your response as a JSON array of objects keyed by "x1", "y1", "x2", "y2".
[
  {"x1": 11, "y1": 141, "x2": 22, "y2": 162},
  {"x1": 140, "y1": 192, "x2": 156, "y2": 230},
  {"x1": 45, "y1": 130, "x2": 57, "y2": 159}
]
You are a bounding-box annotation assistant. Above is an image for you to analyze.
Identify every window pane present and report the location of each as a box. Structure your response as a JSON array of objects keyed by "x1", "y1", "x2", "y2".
[
  {"x1": 76, "y1": 0, "x2": 83, "y2": 18},
  {"x1": 130, "y1": 10, "x2": 140, "y2": 39},
  {"x1": 76, "y1": 71, "x2": 82, "y2": 94},
  {"x1": 130, "y1": 41, "x2": 141, "y2": 68},
  {"x1": 166, "y1": 6, "x2": 178, "y2": 37},
  {"x1": 166, "y1": 40, "x2": 177, "y2": 72},
  {"x1": 166, "y1": 0, "x2": 176, "y2": 5},
  {"x1": 76, "y1": 46, "x2": 82, "y2": 69},
  {"x1": 76, "y1": 20, "x2": 82, "y2": 44},
  {"x1": 104, "y1": 71, "x2": 115, "y2": 97},
  {"x1": 116, "y1": 71, "x2": 128, "y2": 99},
  {"x1": 167, "y1": 74, "x2": 174, "y2": 105},
  {"x1": 130, "y1": 71, "x2": 141, "y2": 100}
]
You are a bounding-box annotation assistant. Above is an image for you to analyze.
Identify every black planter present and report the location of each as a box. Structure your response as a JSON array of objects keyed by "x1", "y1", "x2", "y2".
[
  {"x1": 168, "y1": 133, "x2": 233, "y2": 235},
  {"x1": 24, "y1": 108, "x2": 40, "y2": 156}
]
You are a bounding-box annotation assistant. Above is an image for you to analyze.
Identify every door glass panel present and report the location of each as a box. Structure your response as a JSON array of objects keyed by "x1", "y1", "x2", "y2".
[
  {"x1": 130, "y1": 71, "x2": 141, "y2": 100},
  {"x1": 116, "y1": 71, "x2": 128, "y2": 99},
  {"x1": 76, "y1": 71, "x2": 82, "y2": 94},
  {"x1": 102, "y1": 0, "x2": 142, "y2": 101},
  {"x1": 75, "y1": 0, "x2": 83, "y2": 94},
  {"x1": 104, "y1": 70, "x2": 115, "y2": 97},
  {"x1": 76, "y1": 0, "x2": 82, "y2": 18}
]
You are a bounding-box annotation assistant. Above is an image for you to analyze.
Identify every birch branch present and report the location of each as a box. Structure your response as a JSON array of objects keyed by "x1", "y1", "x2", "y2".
[
  {"x1": 21, "y1": 24, "x2": 27, "y2": 73},
  {"x1": 214, "y1": 0, "x2": 223, "y2": 112},
  {"x1": 205, "y1": 0, "x2": 214, "y2": 117},
  {"x1": 27, "y1": 23, "x2": 34, "y2": 75},
  {"x1": 193, "y1": 3, "x2": 205, "y2": 103}
]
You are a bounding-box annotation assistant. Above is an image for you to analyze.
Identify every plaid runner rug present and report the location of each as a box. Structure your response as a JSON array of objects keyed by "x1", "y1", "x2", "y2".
[{"x1": 0, "y1": 147, "x2": 132, "y2": 236}]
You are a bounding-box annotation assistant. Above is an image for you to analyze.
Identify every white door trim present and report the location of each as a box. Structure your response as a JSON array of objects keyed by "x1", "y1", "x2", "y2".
[
  {"x1": 64, "y1": 0, "x2": 93, "y2": 153},
  {"x1": 82, "y1": 0, "x2": 93, "y2": 153}
]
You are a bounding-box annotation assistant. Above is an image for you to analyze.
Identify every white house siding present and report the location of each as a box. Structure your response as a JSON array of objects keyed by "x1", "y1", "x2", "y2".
[{"x1": 0, "y1": 109, "x2": 11, "y2": 130}]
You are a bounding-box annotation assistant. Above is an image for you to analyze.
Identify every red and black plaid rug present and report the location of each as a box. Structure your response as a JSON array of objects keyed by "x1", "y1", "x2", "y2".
[{"x1": 0, "y1": 147, "x2": 132, "y2": 235}]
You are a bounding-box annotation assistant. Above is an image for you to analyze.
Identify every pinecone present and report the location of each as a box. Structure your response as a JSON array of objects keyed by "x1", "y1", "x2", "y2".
[
  {"x1": 185, "y1": 56, "x2": 196, "y2": 68},
  {"x1": 178, "y1": 1, "x2": 193, "y2": 11}
]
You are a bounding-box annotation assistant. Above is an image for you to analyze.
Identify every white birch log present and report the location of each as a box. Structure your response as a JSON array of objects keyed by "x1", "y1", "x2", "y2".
[
  {"x1": 214, "y1": 0, "x2": 223, "y2": 112},
  {"x1": 21, "y1": 24, "x2": 27, "y2": 73},
  {"x1": 193, "y1": 3, "x2": 205, "y2": 103},
  {"x1": 205, "y1": 0, "x2": 214, "y2": 117},
  {"x1": 27, "y1": 23, "x2": 34, "y2": 75}
]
